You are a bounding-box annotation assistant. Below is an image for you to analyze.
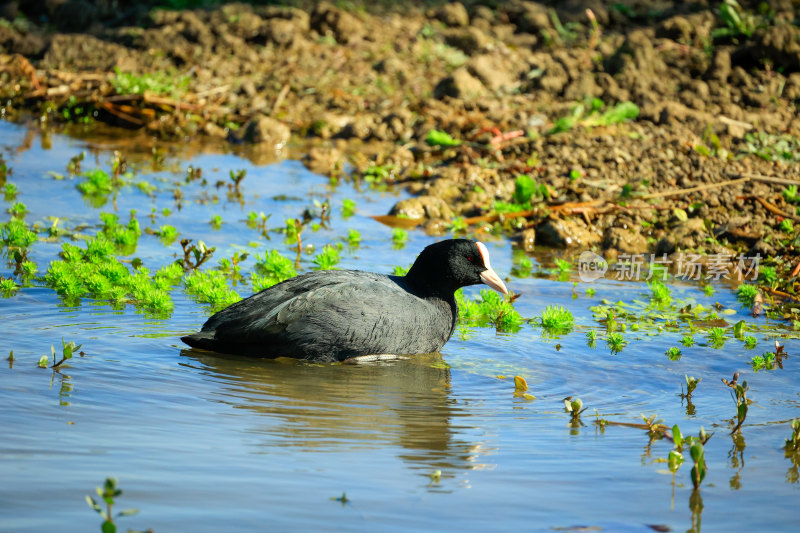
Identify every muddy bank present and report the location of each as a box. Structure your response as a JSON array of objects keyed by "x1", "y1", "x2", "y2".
[{"x1": 1, "y1": 1, "x2": 799, "y2": 282}]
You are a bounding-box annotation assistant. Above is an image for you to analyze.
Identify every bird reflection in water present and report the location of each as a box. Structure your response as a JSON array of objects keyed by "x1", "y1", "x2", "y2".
[{"x1": 180, "y1": 349, "x2": 492, "y2": 486}]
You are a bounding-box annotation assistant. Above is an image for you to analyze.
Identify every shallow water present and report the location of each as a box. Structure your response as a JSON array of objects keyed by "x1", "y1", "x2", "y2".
[{"x1": 1, "y1": 120, "x2": 798, "y2": 532}]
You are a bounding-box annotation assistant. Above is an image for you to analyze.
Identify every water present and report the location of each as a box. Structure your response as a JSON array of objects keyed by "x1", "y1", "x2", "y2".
[{"x1": 1, "y1": 121, "x2": 798, "y2": 532}]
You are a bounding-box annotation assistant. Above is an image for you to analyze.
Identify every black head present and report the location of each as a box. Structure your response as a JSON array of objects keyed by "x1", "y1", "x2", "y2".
[{"x1": 405, "y1": 239, "x2": 508, "y2": 297}]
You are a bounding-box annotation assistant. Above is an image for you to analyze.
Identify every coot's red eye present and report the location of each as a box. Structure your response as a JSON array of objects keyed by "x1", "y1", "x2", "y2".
[{"x1": 467, "y1": 255, "x2": 473, "y2": 262}]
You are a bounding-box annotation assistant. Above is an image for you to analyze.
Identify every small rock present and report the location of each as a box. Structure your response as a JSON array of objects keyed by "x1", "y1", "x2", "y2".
[
  {"x1": 536, "y1": 218, "x2": 602, "y2": 248},
  {"x1": 310, "y1": 1, "x2": 364, "y2": 44},
  {"x1": 603, "y1": 227, "x2": 650, "y2": 254},
  {"x1": 435, "y1": 2, "x2": 469, "y2": 27},
  {"x1": 444, "y1": 26, "x2": 490, "y2": 55},
  {"x1": 237, "y1": 115, "x2": 290, "y2": 148},
  {"x1": 468, "y1": 54, "x2": 518, "y2": 92},
  {"x1": 303, "y1": 146, "x2": 343, "y2": 176},
  {"x1": 390, "y1": 196, "x2": 454, "y2": 220},
  {"x1": 434, "y1": 67, "x2": 488, "y2": 99}
]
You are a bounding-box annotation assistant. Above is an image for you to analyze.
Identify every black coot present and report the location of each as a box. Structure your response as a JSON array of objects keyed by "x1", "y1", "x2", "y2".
[{"x1": 181, "y1": 239, "x2": 508, "y2": 361}]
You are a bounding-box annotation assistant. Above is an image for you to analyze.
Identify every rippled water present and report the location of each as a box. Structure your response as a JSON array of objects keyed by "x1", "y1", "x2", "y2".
[{"x1": 1, "y1": 121, "x2": 798, "y2": 532}]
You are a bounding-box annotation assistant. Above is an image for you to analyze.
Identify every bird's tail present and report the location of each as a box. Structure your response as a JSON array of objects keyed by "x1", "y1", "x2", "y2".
[{"x1": 181, "y1": 331, "x2": 217, "y2": 351}]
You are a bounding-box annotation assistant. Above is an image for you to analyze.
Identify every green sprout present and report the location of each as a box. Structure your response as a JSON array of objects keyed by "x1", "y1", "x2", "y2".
[
  {"x1": 3, "y1": 182, "x2": 19, "y2": 201},
  {"x1": 681, "y1": 375, "x2": 701, "y2": 400},
  {"x1": 312, "y1": 244, "x2": 341, "y2": 270},
  {"x1": 648, "y1": 278, "x2": 671, "y2": 303},
  {"x1": 391, "y1": 228, "x2": 408, "y2": 249},
  {"x1": 564, "y1": 397, "x2": 588, "y2": 424},
  {"x1": 539, "y1": 305, "x2": 574, "y2": 333},
  {"x1": 86, "y1": 477, "x2": 140, "y2": 533},
  {"x1": 155, "y1": 225, "x2": 179, "y2": 244},
  {"x1": 680, "y1": 335, "x2": 695, "y2": 347},
  {"x1": 210, "y1": 215, "x2": 223, "y2": 230},
  {"x1": 759, "y1": 265, "x2": 778, "y2": 286},
  {"x1": 553, "y1": 258, "x2": 572, "y2": 273},
  {"x1": 341, "y1": 198, "x2": 356, "y2": 218},
  {"x1": 252, "y1": 249, "x2": 297, "y2": 290},
  {"x1": 346, "y1": 229, "x2": 361, "y2": 247},
  {"x1": 736, "y1": 284, "x2": 758, "y2": 305},
  {"x1": 708, "y1": 327, "x2": 726, "y2": 347},
  {"x1": 0, "y1": 277, "x2": 18, "y2": 296},
  {"x1": 7, "y1": 201, "x2": 27, "y2": 217},
  {"x1": 703, "y1": 284, "x2": 715, "y2": 296},
  {"x1": 666, "y1": 346, "x2": 682, "y2": 360},
  {"x1": 780, "y1": 219, "x2": 795, "y2": 233},
  {"x1": 744, "y1": 335, "x2": 757, "y2": 349},
  {"x1": 607, "y1": 332, "x2": 627, "y2": 353},
  {"x1": 184, "y1": 270, "x2": 241, "y2": 311},
  {"x1": 751, "y1": 352, "x2": 776, "y2": 371}
]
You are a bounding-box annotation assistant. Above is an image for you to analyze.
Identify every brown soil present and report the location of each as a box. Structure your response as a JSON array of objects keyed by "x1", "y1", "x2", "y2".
[{"x1": 1, "y1": 1, "x2": 800, "y2": 278}]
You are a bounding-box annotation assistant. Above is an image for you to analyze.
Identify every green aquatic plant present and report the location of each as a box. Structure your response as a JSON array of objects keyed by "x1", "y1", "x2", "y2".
[
  {"x1": 680, "y1": 335, "x2": 695, "y2": 347},
  {"x1": 539, "y1": 305, "x2": 574, "y2": 333},
  {"x1": 786, "y1": 419, "x2": 800, "y2": 452},
  {"x1": 784, "y1": 185, "x2": 800, "y2": 204},
  {"x1": 346, "y1": 228, "x2": 361, "y2": 247},
  {"x1": 564, "y1": 397, "x2": 588, "y2": 424},
  {"x1": 155, "y1": 225, "x2": 178, "y2": 244},
  {"x1": 681, "y1": 375, "x2": 701, "y2": 400},
  {"x1": 252, "y1": 249, "x2": 297, "y2": 290},
  {"x1": 736, "y1": 283, "x2": 758, "y2": 305},
  {"x1": 45, "y1": 238, "x2": 174, "y2": 314},
  {"x1": 553, "y1": 258, "x2": 572, "y2": 273},
  {"x1": 184, "y1": 270, "x2": 240, "y2": 311},
  {"x1": 708, "y1": 327, "x2": 726, "y2": 347},
  {"x1": 229, "y1": 169, "x2": 246, "y2": 194},
  {"x1": 723, "y1": 372, "x2": 750, "y2": 434},
  {"x1": 210, "y1": 214, "x2": 223, "y2": 230},
  {"x1": 341, "y1": 198, "x2": 356, "y2": 218},
  {"x1": 77, "y1": 168, "x2": 113, "y2": 196},
  {"x1": 455, "y1": 289, "x2": 523, "y2": 332},
  {"x1": 759, "y1": 265, "x2": 778, "y2": 286},
  {"x1": 391, "y1": 228, "x2": 408, "y2": 249},
  {"x1": 751, "y1": 352, "x2": 777, "y2": 371},
  {"x1": 648, "y1": 278, "x2": 671, "y2": 303},
  {"x1": 585, "y1": 287, "x2": 596, "y2": 297},
  {"x1": 7, "y1": 201, "x2": 26, "y2": 217},
  {"x1": 607, "y1": 332, "x2": 627, "y2": 353},
  {"x1": 780, "y1": 219, "x2": 795, "y2": 233},
  {"x1": 179, "y1": 239, "x2": 215, "y2": 271},
  {"x1": 312, "y1": 244, "x2": 341, "y2": 270},
  {"x1": 703, "y1": 284, "x2": 715, "y2": 296},
  {"x1": 3, "y1": 182, "x2": 18, "y2": 201},
  {"x1": 86, "y1": 477, "x2": 140, "y2": 533},
  {"x1": 666, "y1": 346, "x2": 682, "y2": 360},
  {"x1": 744, "y1": 335, "x2": 757, "y2": 349},
  {"x1": 100, "y1": 211, "x2": 140, "y2": 250},
  {"x1": 392, "y1": 264, "x2": 410, "y2": 276},
  {"x1": 0, "y1": 277, "x2": 18, "y2": 296},
  {"x1": 511, "y1": 255, "x2": 533, "y2": 277}
]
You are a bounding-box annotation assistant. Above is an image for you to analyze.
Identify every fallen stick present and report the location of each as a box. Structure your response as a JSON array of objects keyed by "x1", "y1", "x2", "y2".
[{"x1": 752, "y1": 196, "x2": 800, "y2": 221}]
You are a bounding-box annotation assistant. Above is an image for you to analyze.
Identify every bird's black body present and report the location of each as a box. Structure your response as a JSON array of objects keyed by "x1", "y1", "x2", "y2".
[{"x1": 181, "y1": 239, "x2": 507, "y2": 362}]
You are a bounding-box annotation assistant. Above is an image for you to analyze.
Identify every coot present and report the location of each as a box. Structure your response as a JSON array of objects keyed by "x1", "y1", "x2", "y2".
[{"x1": 181, "y1": 239, "x2": 508, "y2": 361}]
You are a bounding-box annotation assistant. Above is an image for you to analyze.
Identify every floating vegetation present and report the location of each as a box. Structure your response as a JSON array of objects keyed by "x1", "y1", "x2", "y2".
[
  {"x1": 183, "y1": 270, "x2": 240, "y2": 311},
  {"x1": 607, "y1": 332, "x2": 627, "y2": 353},
  {"x1": 648, "y1": 278, "x2": 671, "y2": 304},
  {"x1": 341, "y1": 198, "x2": 356, "y2": 218},
  {"x1": 538, "y1": 305, "x2": 574, "y2": 334},
  {"x1": 312, "y1": 244, "x2": 341, "y2": 270},
  {"x1": 680, "y1": 335, "x2": 695, "y2": 347},
  {"x1": 736, "y1": 283, "x2": 758, "y2": 306},
  {"x1": 708, "y1": 327, "x2": 727, "y2": 347},
  {"x1": 564, "y1": 397, "x2": 588, "y2": 424},
  {"x1": 665, "y1": 346, "x2": 682, "y2": 360},
  {"x1": 391, "y1": 228, "x2": 408, "y2": 249},
  {"x1": 456, "y1": 289, "x2": 523, "y2": 332},
  {"x1": 44, "y1": 237, "x2": 174, "y2": 314},
  {"x1": 346, "y1": 228, "x2": 361, "y2": 247}
]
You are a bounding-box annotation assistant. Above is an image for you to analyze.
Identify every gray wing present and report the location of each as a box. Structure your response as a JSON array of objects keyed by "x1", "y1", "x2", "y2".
[{"x1": 202, "y1": 270, "x2": 455, "y2": 360}]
